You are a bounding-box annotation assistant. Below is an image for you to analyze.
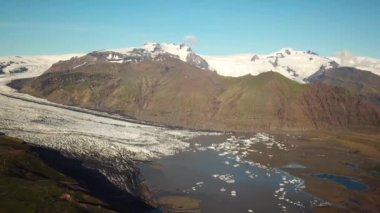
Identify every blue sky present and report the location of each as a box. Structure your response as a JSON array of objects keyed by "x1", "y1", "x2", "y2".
[{"x1": 1, "y1": 0, "x2": 379, "y2": 57}]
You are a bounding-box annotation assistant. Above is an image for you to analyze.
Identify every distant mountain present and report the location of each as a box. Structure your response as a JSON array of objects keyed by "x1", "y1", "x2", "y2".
[
  {"x1": 306, "y1": 67, "x2": 380, "y2": 105},
  {"x1": 202, "y1": 48, "x2": 340, "y2": 83},
  {"x1": 0, "y1": 54, "x2": 82, "y2": 76},
  {"x1": 2, "y1": 43, "x2": 380, "y2": 86},
  {"x1": 106, "y1": 42, "x2": 210, "y2": 70},
  {"x1": 17, "y1": 52, "x2": 380, "y2": 132}
]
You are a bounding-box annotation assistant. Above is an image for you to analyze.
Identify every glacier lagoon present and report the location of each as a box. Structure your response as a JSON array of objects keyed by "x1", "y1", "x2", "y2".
[
  {"x1": 140, "y1": 134, "x2": 328, "y2": 213},
  {"x1": 0, "y1": 71, "x2": 327, "y2": 212}
]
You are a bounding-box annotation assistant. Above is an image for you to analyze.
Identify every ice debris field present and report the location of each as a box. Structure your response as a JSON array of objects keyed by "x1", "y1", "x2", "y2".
[{"x1": 171, "y1": 133, "x2": 329, "y2": 213}]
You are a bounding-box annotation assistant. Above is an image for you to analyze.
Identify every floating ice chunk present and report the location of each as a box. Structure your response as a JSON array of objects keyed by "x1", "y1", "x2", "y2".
[
  {"x1": 212, "y1": 174, "x2": 219, "y2": 178},
  {"x1": 220, "y1": 188, "x2": 226, "y2": 192},
  {"x1": 225, "y1": 161, "x2": 230, "y2": 165},
  {"x1": 226, "y1": 179, "x2": 235, "y2": 184},
  {"x1": 218, "y1": 174, "x2": 235, "y2": 184},
  {"x1": 192, "y1": 187, "x2": 196, "y2": 191},
  {"x1": 233, "y1": 164, "x2": 240, "y2": 167},
  {"x1": 231, "y1": 190, "x2": 237, "y2": 197},
  {"x1": 196, "y1": 181, "x2": 204, "y2": 186},
  {"x1": 248, "y1": 209, "x2": 254, "y2": 213},
  {"x1": 218, "y1": 152, "x2": 229, "y2": 156},
  {"x1": 245, "y1": 170, "x2": 251, "y2": 174},
  {"x1": 197, "y1": 147, "x2": 207, "y2": 151}
]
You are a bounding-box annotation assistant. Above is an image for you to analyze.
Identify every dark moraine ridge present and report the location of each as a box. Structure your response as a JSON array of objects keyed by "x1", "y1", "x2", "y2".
[
  {"x1": 0, "y1": 132, "x2": 160, "y2": 212},
  {"x1": 32, "y1": 147, "x2": 159, "y2": 213},
  {"x1": 6, "y1": 78, "x2": 31, "y2": 90}
]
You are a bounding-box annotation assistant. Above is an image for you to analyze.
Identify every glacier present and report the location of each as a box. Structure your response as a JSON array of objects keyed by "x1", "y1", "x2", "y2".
[{"x1": 0, "y1": 63, "x2": 212, "y2": 193}]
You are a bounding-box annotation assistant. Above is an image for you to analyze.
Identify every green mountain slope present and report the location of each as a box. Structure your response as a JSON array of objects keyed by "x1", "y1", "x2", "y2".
[{"x1": 19, "y1": 56, "x2": 380, "y2": 132}]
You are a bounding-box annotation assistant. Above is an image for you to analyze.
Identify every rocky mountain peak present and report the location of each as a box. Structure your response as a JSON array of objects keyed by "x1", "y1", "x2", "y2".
[{"x1": 103, "y1": 43, "x2": 209, "y2": 70}]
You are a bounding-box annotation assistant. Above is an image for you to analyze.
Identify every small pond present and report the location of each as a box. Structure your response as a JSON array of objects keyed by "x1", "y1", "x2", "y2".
[{"x1": 313, "y1": 173, "x2": 368, "y2": 191}]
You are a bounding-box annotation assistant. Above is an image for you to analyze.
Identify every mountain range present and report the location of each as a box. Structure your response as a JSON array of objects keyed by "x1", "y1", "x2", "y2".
[
  {"x1": 4, "y1": 43, "x2": 379, "y2": 132},
  {"x1": 2, "y1": 42, "x2": 380, "y2": 82}
]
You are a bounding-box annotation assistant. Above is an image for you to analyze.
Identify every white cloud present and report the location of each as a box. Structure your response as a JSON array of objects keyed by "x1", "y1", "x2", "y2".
[
  {"x1": 183, "y1": 35, "x2": 198, "y2": 46},
  {"x1": 335, "y1": 50, "x2": 356, "y2": 65},
  {"x1": 334, "y1": 50, "x2": 380, "y2": 75}
]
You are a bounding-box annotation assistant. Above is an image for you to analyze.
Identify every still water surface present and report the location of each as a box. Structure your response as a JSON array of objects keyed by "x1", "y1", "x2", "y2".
[{"x1": 141, "y1": 134, "x2": 327, "y2": 212}]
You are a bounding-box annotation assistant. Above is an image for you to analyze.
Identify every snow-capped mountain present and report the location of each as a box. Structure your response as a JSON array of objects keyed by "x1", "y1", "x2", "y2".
[
  {"x1": 106, "y1": 42, "x2": 209, "y2": 70},
  {"x1": 202, "y1": 48, "x2": 341, "y2": 83},
  {"x1": 1, "y1": 43, "x2": 380, "y2": 84},
  {"x1": 0, "y1": 54, "x2": 83, "y2": 77},
  {"x1": 105, "y1": 44, "x2": 380, "y2": 83},
  {"x1": 39, "y1": 43, "x2": 209, "y2": 73},
  {"x1": 100, "y1": 44, "x2": 343, "y2": 83}
]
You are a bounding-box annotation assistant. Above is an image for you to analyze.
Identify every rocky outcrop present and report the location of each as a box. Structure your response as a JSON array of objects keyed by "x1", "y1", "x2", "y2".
[
  {"x1": 269, "y1": 56, "x2": 279, "y2": 67},
  {"x1": 10, "y1": 66, "x2": 28, "y2": 73},
  {"x1": 0, "y1": 61, "x2": 17, "y2": 74},
  {"x1": 306, "y1": 50, "x2": 318, "y2": 55},
  {"x1": 186, "y1": 52, "x2": 209, "y2": 70},
  {"x1": 251, "y1": 55, "x2": 260, "y2": 62},
  {"x1": 284, "y1": 49, "x2": 292, "y2": 55}
]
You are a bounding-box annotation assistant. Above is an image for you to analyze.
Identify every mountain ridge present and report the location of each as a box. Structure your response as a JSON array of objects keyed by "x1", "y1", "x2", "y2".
[
  {"x1": 17, "y1": 54, "x2": 380, "y2": 132},
  {"x1": 2, "y1": 43, "x2": 380, "y2": 85}
]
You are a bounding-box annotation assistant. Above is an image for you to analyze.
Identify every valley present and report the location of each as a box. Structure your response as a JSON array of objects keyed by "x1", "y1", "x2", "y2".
[
  {"x1": 0, "y1": 44, "x2": 379, "y2": 213},
  {"x1": 13, "y1": 50, "x2": 380, "y2": 132},
  {"x1": 2, "y1": 1, "x2": 380, "y2": 212}
]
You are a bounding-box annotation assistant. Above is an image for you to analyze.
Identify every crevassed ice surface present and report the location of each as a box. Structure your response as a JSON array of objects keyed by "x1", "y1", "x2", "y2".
[{"x1": 0, "y1": 62, "x2": 210, "y2": 162}]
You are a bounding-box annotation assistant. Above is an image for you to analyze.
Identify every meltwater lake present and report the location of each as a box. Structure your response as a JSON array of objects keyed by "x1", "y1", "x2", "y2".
[
  {"x1": 140, "y1": 134, "x2": 328, "y2": 213},
  {"x1": 313, "y1": 173, "x2": 368, "y2": 191}
]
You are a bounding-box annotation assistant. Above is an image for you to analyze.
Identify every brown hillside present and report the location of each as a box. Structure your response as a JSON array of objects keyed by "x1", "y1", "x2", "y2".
[{"x1": 19, "y1": 56, "x2": 380, "y2": 132}]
